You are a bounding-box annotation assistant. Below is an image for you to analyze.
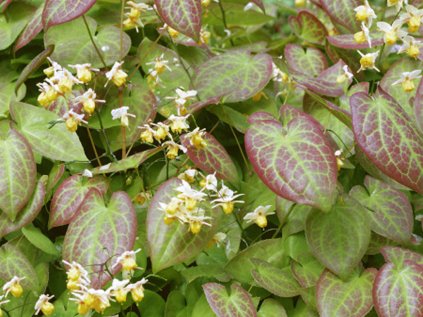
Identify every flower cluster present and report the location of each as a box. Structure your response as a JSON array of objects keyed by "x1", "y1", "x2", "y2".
[
  {"x1": 123, "y1": 1, "x2": 153, "y2": 32},
  {"x1": 0, "y1": 276, "x2": 25, "y2": 316}
]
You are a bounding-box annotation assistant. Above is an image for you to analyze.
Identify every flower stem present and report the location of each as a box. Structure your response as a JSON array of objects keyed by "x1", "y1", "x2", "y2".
[
  {"x1": 86, "y1": 127, "x2": 102, "y2": 166},
  {"x1": 82, "y1": 15, "x2": 107, "y2": 68}
]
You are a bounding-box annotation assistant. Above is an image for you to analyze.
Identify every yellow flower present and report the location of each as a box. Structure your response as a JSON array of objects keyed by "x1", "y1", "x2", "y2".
[
  {"x1": 2, "y1": 276, "x2": 25, "y2": 298},
  {"x1": 113, "y1": 249, "x2": 142, "y2": 273},
  {"x1": 243, "y1": 205, "x2": 275, "y2": 228},
  {"x1": 108, "y1": 279, "x2": 130, "y2": 304},
  {"x1": 189, "y1": 220, "x2": 202, "y2": 234},
  {"x1": 35, "y1": 294, "x2": 55, "y2": 316},
  {"x1": 105, "y1": 61, "x2": 128, "y2": 87},
  {"x1": 357, "y1": 51, "x2": 380, "y2": 72},
  {"x1": 128, "y1": 278, "x2": 148, "y2": 303}
]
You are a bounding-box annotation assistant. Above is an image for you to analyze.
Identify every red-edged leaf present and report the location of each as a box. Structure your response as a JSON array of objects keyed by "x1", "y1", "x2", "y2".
[
  {"x1": 317, "y1": 268, "x2": 377, "y2": 317},
  {"x1": 155, "y1": 0, "x2": 202, "y2": 40},
  {"x1": 0, "y1": 129, "x2": 36, "y2": 221},
  {"x1": 350, "y1": 176, "x2": 413, "y2": 244},
  {"x1": 381, "y1": 246, "x2": 423, "y2": 266},
  {"x1": 42, "y1": 0, "x2": 96, "y2": 28},
  {"x1": 0, "y1": 176, "x2": 46, "y2": 239},
  {"x1": 305, "y1": 196, "x2": 371, "y2": 278},
  {"x1": 62, "y1": 190, "x2": 137, "y2": 288},
  {"x1": 245, "y1": 107, "x2": 338, "y2": 211},
  {"x1": 180, "y1": 132, "x2": 238, "y2": 183},
  {"x1": 203, "y1": 282, "x2": 257, "y2": 317},
  {"x1": 14, "y1": 4, "x2": 43, "y2": 51},
  {"x1": 415, "y1": 77, "x2": 423, "y2": 133},
  {"x1": 49, "y1": 175, "x2": 109, "y2": 228},
  {"x1": 291, "y1": 258, "x2": 325, "y2": 288},
  {"x1": 284, "y1": 44, "x2": 328, "y2": 77},
  {"x1": 193, "y1": 51, "x2": 273, "y2": 103},
  {"x1": 320, "y1": 0, "x2": 360, "y2": 32},
  {"x1": 327, "y1": 34, "x2": 384, "y2": 50},
  {"x1": 350, "y1": 90, "x2": 423, "y2": 194},
  {"x1": 289, "y1": 10, "x2": 327, "y2": 46},
  {"x1": 147, "y1": 178, "x2": 219, "y2": 273},
  {"x1": 251, "y1": 0, "x2": 264, "y2": 11},
  {"x1": 373, "y1": 260, "x2": 423, "y2": 317},
  {"x1": 0, "y1": 0, "x2": 12, "y2": 12}
]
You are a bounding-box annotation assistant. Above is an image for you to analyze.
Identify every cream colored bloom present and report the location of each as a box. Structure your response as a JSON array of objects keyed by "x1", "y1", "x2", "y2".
[
  {"x1": 354, "y1": 0, "x2": 377, "y2": 27},
  {"x1": 105, "y1": 61, "x2": 128, "y2": 87},
  {"x1": 392, "y1": 70, "x2": 422, "y2": 92},
  {"x1": 69, "y1": 63, "x2": 99, "y2": 83},
  {"x1": 357, "y1": 51, "x2": 380, "y2": 72},
  {"x1": 34, "y1": 294, "x2": 55, "y2": 316},
  {"x1": 377, "y1": 20, "x2": 407, "y2": 45},
  {"x1": 400, "y1": 5, "x2": 423, "y2": 33},
  {"x1": 111, "y1": 106, "x2": 136, "y2": 127},
  {"x1": 398, "y1": 35, "x2": 422, "y2": 58},
  {"x1": 3, "y1": 276, "x2": 25, "y2": 297},
  {"x1": 75, "y1": 88, "x2": 105, "y2": 115},
  {"x1": 113, "y1": 249, "x2": 142, "y2": 273},
  {"x1": 108, "y1": 279, "x2": 130, "y2": 303},
  {"x1": 168, "y1": 114, "x2": 190, "y2": 134},
  {"x1": 243, "y1": 205, "x2": 275, "y2": 228}
]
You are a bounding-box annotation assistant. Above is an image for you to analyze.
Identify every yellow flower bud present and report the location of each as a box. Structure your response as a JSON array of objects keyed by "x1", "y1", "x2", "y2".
[
  {"x1": 82, "y1": 99, "x2": 96, "y2": 114},
  {"x1": 77, "y1": 303, "x2": 90, "y2": 315},
  {"x1": 336, "y1": 74, "x2": 347, "y2": 84},
  {"x1": 43, "y1": 66, "x2": 55, "y2": 77},
  {"x1": 406, "y1": 45, "x2": 420, "y2": 59},
  {"x1": 336, "y1": 157, "x2": 344, "y2": 171},
  {"x1": 10, "y1": 283, "x2": 23, "y2": 298},
  {"x1": 128, "y1": 8, "x2": 141, "y2": 20},
  {"x1": 166, "y1": 145, "x2": 179, "y2": 160},
  {"x1": 58, "y1": 77, "x2": 74, "y2": 94},
  {"x1": 122, "y1": 257, "x2": 137, "y2": 272},
  {"x1": 123, "y1": 18, "x2": 137, "y2": 29},
  {"x1": 112, "y1": 70, "x2": 128, "y2": 87},
  {"x1": 190, "y1": 221, "x2": 202, "y2": 234},
  {"x1": 65, "y1": 117, "x2": 78, "y2": 133},
  {"x1": 252, "y1": 91, "x2": 265, "y2": 102},
  {"x1": 154, "y1": 126, "x2": 168, "y2": 142},
  {"x1": 46, "y1": 88, "x2": 58, "y2": 102},
  {"x1": 0, "y1": 308, "x2": 3, "y2": 317},
  {"x1": 221, "y1": 202, "x2": 234, "y2": 214},
  {"x1": 353, "y1": 31, "x2": 366, "y2": 44},
  {"x1": 356, "y1": 10, "x2": 369, "y2": 22},
  {"x1": 190, "y1": 133, "x2": 207, "y2": 149},
  {"x1": 360, "y1": 55, "x2": 374, "y2": 69},
  {"x1": 384, "y1": 31, "x2": 397, "y2": 45},
  {"x1": 401, "y1": 79, "x2": 415, "y2": 92},
  {"x1": 164, "y1": 216, "x2": 175, "y2": 225},
  {"x1": 168, "y1": 27, "x2": 179, "y2": 38},
  {"x1": 185, "y1": 197, "x2": 197, "y2": 210},
  {"x1": 200, "y1": 31, "x2": 211, "y2": 45},
  {"x1": 66, "y1": 279, "x2": 80, "y2": 291},
  {"x1": 77, "y1": 68, "x2": 93, "y2": 83},
  {"x1": 113, "y1": 289, "x2": 128, "y2": 303},
  {"x1": 37, "y1": 92, "x2": 51, "y2": 107},
  {"x1": 199, "y1": 179, "x2": 206, "y2": 188},
  {"x1": 41, "y1": 301, "x2": 55, "y2": 316},
  {"x1": 201, "y1": 0, "x2": 211, "y2": 7},
  {"x1": 408, "y1": 16, "x2": 421, "y2": 33},
  {"x1": 131, "y1": 287, "x2": 145, "y2": 303},
  {"x1": 255, "y1": 215, "x2": 268, "y2": 228}
]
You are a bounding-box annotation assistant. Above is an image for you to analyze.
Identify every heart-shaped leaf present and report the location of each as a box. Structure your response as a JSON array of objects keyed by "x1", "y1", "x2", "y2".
[
  {"x1": 327, "y1": 34, "x2": 384, "y2": 50},
  {"x1": 155, "y1": 0, "x2": 202, "y2": 40},
  {"x1": 10, "y1": 101, "x2": 88, "y2": 162},
  {"x1": 251, "y1": 259, "x2": 302, "y2": 297},
  {"x1": 305, "y1": 196, "x2": 371, "y2": 278},
  {"x1": 350, "y1": 176, "x2": 413, "y2": 244},
  {"x1": 0, "y1": 2, "x2": 34, "y2": 50},
  {"x1": 291, "y1": 258, "x2": 325, "y2": 288},
  {"x1": 317, "y1": 268, "x2": 377, "y2": 317},
  {"x1": 350, "y1": 90, "x2": 423, "y2": 194},
  {"x1": 289, "y1": 10, "x2": 327, "y2": 46},
  {"x1": 381, "y1": 246, "x2": 423, "y2": 266},
  {"x1": 415, "y1": 77, "x2": 423, "y2": 133},
  {"x1": 180, "y1": 132, "x2": 238, "y2": 183},
  {"x1": 203, "y1": 282, "x2": 257, "y2": 317},
  {"x1": 0, "y1": 176, "x2": 46, "y2": 239},
  {"x1": 42, "y1": 0, "x2": 96, "y2": 28},
  {"x1": 320, "y1": 0, "x2": 360, "y2": 32},
  {"x1": 49, "y1": 175, "x2": 109, "y2": 228},
  {"x1": 14, "y1": 4, "x2": 43, "y2": 51},
  {"x1": 63, "y1": 190, "x2": 137, "y2": 288},
  {"x1": 44, "y1": 16, "x2": 131, "y2": 68},
  {"x1": 245, "y1": 107, "x2": 338, "y2": 212},
  {"x1": 0, "y1": 129, "x2": 36, "y2": 221},
  {"x1": 193, "y1": 51, "x2": 273, "y2": 103},
  {"x1": 147, "y1": 178, "x2": 219, "y2": 273},
  {"x1": 284, "y1": 44, "x2": 328, "y2": 77}
]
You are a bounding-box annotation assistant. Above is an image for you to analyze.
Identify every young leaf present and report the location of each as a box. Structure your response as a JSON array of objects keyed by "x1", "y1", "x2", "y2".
[
  {"x1": 14, "y1": 4, "x2": 43, "y2": 51},
  {"x1": 203, "y1": 282, "x2": 257, "y2": 317},
  {"x1": 155, "y1": 0, "x2": 202, "y2": 40},
  {"x1": 180, "y1": 132, "x2": 238, "y2": 183},
  {"x1": 289, "y1": 10, "x2": 327, "y2": 46},
  {"x1": 22, "y1": 223, "x2": 59, "y2": 256},
  {"x1": 320, "y1": 0, "x2": 361, "y2": 32},
  {"x1": 42, "y1": 0, "x2": 96, "y2": 28},
  {"x1": 245, "y1": 107, "x2": 338, "y2": 212},
  {"x1": 193, "y1": 51, "x2": 273, "y2": 103},
  {"x1": 147, "y1": 178, "x2": 219, "y2": 273},
  {"x1": 284, "y1": 44, "x2": 328, "y2": 77},
  {"x1": 62, "y1": 190, "x2": 137, "y2": 288},
  {"x1": 0, "y1": 129, "x2": 36, "y2": 221},
  {"x1": 49, "y1": 175, "x2": 109, "y2": 228},
  {"x1": 349, "y1": 176, "x2": 414, "y2": 244},
  {"x1": 317, "y1": 268, "x2": 377, "y2": 317},
  {"x1": 305, "y1": 196, "x2": 371, "y2": 278},
  {"x1": 10, "y1": 101, "x2": 88, "y2": 162},
  {"x1": 350, "y1": 90, "x2": 423, "y2": 194}
]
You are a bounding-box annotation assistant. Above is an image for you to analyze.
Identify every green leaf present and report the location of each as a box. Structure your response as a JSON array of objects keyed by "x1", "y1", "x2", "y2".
[
  {"x1": 42, "y1": 0, "x2": 96, "y2": 28},
  {"x1": 0, "y1": 129, "x2": 36, "y2": 221},
  {"x1": 245, "y1": 107, "x2": 338, "y2": 212},
  {"x1": 0, "y1": 176, "x2": 46, "y2": 239},
  {"x1": 350, "y1": 90, "x2": 423, "y2": 194},
  {"x1": 147, "y1": 178, "x2": 219, "y2": 272},
  {"x1": 415, "y1": 77, "x2": 423, "y2": 133},
  {"x1": 193, "y1": 51, "x2": 273, "y2": 103},
  {"x1": 0, "y1": 2, "x2": 34, "y2": 50},
  {"x1": 317, "y1": 268, "x2": 377, "y2": 317},
  {"x1": 350, "y1": 176, "x2": 414, "y2": 244},
  {"x1": 258, "y1": 299, "x2": 288, "y2": 317},
  {"x1": 305, "y1": 196, "x2": 371, "y2": 278},
  {"x1": 139, "y1": 290, "x2": 166, "y2": 317},
  {"x1": 320, "y1": 0, "x2": 360, "y2": 32},
  {"x1": 0, "y1": 60, "x2": 26, "y2": 117},
  {"x1": 63, "y1": 190, "x2": 137, "y2": 287},
  {"x1": 289, "y1": 10, "x2": 327, "y2": 46},
  {"x1": 203, "y1": 282, "x2": 257, "y2": 317},
  {"x1": 284, "y1": 44, "x2": 328, "y2": 77},
  {"x1": 44, "y1": 16, "x2": 131, "y2": 68},
  {"x1": 207, "y1": 105, "x2": 249, "y2": 133},
  {"x1": 10, "y1": 101, "x2": 88, "y2": 162},
  {"x1": 381, "y1": 246, "x2": 423, "y2": 266},
  {"x1": 155, "y1": 0, "x2": 202, "y2": 40},
  {"x1": 22, "y1": 223, "x2": 59, "y2": 256}
]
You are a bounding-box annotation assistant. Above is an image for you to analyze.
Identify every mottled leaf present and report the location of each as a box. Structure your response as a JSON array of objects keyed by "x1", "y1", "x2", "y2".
[
  {"x1": 320, "y1": 0, "x2": 360, "y2": 32},
  {"x1": 0, "y1": 129, "x2": 36, "y2": 221},
  {"x1": 63, "y1": 190, "x2": 137, "y2": 288},
  {"x1": 10, "y1": 101, "x2": 88, "y2": 162},
  {"x1": 155, "y1": 0, "x2": 202, "y2": 40},
  {"x1": 291, "y1": 258, "x2": 325, "y2": 288},
  {"x1": 415, "y1": 77, "x2": 423, "y2": 133},
  {"x1": 381, "y1": 246, "x2": 423, "y2": 266},
  {"x1": 193, "y1": 51, "x2": 273, "y2": 103},
  {"x1": 49, "y1": 175, "x2": 109, "y2": 228},
  {"x1": 350, "y1": 176, "x2": 413, "y2": 244},
  {"x1": 147, "y1": 178, "x2": 219, "y2": 273},
  {"x1": 43, "y1": 0, "x2": 96, "y2": 28},
  {"x1": 289, "y1": 10, "x2": 327, "y2": 46},
  {"x1": 14, "y1": 4, "x2": 43, "y2": 51},
  {"x1": 327, "y1": 34, "x2": 384, "y2": 50},
  {"x1": 245, "y1": 107, "x2": 338, "y2": 212},
  {"x1": 317, "y1": 268, "x2": 377, "y2": 317},
  {"x1": 203, "y1": 282, "x2": 256, "y2": 317},
  {"x1": 350, "y1": 90, "x2": 423, "y2": 194},
  {"x1": 180, "y1": 132, "x2": 238, "y2": 183},
  {"x1": 284, "y1": 44, "x2": 328, "y2": 77},
  {"x1": 305, "y1": 196, "x2": 371, "y2": 278}
]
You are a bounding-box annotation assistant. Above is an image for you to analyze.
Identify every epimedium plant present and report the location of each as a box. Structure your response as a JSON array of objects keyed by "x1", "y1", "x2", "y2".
[{"x1": 0, "y1": 0, "x2": 422, "y2": 316}]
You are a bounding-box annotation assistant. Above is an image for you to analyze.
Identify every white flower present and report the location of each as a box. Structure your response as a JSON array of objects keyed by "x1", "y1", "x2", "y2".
[
  {"x1": 107, "y1": 279, "x2": 130, "y2": 303},
  {"x1": 168, "y1": 114, "x2": 190, "y2": 133},
  {"x1": 343, "y1": 65, "x2": 353, "y2": 80},
  {"x1": 212, "y1": 184, "x2": 244, "y2": 203},
  {"x1": 377, "y1": 20, "x2": 408, "y2": 45},
  {"x1": 63, "y1": 260, "x2": 91, "y2": 287},
  {"x1": 105, "y1": 61, "x2": 128, "y2": 87},
  {"x1": 354, "y1": 0, "x2": 377, "y2": 27},
  {"x1": 167, "y1": 88, "x2": 198, "y2": 107},
  {"x1": 162, "y1": 140, "x2": 187, "y2": 160},
  {"x1": 203, "y1": 173, "x2": 218, "y2": 192},
  {"x1": 175, "y1": 180, "x2": 207, "y2": 201},
  {"x1": 272, "y1": 63, "x2": 289, "y2": 83},
  {"x1": 357, "y1": 50, "x2": 380, "y2": 72},
  {"x1": 127, "y1": 278, "x2": 148, "y2": 302},
  {"x1": 178, "y1": 169, "x2": 197, "y2": 183},
  {"x1": 2, "y1": 276, "x2": 25, "y2": 297},
  {"x1": 69, "y1": 63, "x2": 99, "y2": 83},
  {"x1": 34, "y1": 294, "x2": 54, "y2": 315},
  {"x1": 400, "y1": 5, "x2": 423, "y2": 33},
  {"x1": 112, "y1": 249, "x2": 142, "y2": 272},
  {"x1": 146, "y1": 54, "x2": 172, "y2": 74},
  {"x1": 111, "y1": 106, "x2": 136, "y2": 127},
  {"x1": 185, "y1": 127, "x2": 207, "y2": 149},
  {"x1": 82, "y1": 169, "x2": 93, "y2": 178},
  {"x1": 398, "y1": 35, "x2": 422, "y2": 58},
  {"x1": 392, "y1": 70, "x2": 422, "y2": 92},
  {"x1": 387, "y1": 0, "x2": 407, "y2": 13},
  {"x1": 243, "y1": 205, "x2": 274, "y2": 228}
]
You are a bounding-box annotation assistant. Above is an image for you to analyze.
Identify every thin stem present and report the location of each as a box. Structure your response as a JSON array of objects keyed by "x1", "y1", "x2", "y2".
[
  {"x1": 229, "y1": 125, "x2": 249, "y2": 171},
  {"x1": 95, "y1": 108, "x2": 117, "y2": 162},
  {"x1": 121, "y1": 126, "x2": 127, "y2": 159},
  {"x1": 86, "y1": 127, "x2": 102, "y2": 166},
  {"x1": 120, "y1": 0, "x2": 126, "y2": 59},
  {"x1": 82, "y1": 15, "x2": 107, "y2": 68},
  {"x1": 128, "y1": 34, "x2": 163, "y2": 81},
  {"x1": 217, "y1": 0, "x2": 234, "y2": 47}
]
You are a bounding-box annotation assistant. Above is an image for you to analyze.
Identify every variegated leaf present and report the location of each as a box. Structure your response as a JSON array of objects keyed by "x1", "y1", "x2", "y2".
[
  {"x1": 245, "y1": 107, "x2": 338, "y2": 212},
  {"x1": 49, "y1": 175, "x2": 109, "y2": 228},
  {"x1": 63, "y1": 190, "x2": 137, "y2": 288},
  {"x1": 381, "y1": 246, "x2": 423, "y2": 266},
  {"x1": 289, "y1": 10, "x2": 327, "y2": 46},
  {"x1": 320, "y1": 0, "x2": 360, "y2": 32},
  {"x1": 317, "y1": 268, "x2": 377, "y2": 317},
  {"x1": 415, "y1": 77, "x2": 423, "y2": 133},
  {"x1": 14, "y1": 3, "x2": 43, "y2": 51},
  {"x1": 0, "y1": 129, "x2": 36, "y2": 221},
  {"x1": 193, "y1": 51, "x2": 273, "y2": 103},
  {"x1": 350, "y1": 90, "x2": 423, "y2": 194},
  {"x1": 180, "y1": 132, "x2": 238, "y2": 183},
  {"x1": 155, "y1": 0, "x2": 202, "y2": 40},
  {"x1": 203, "y1": 283, "x2": 256, "y2": 317},
  {"x1": 42, "y1": 0, "x2": 96, "y2": 28},
  {"x1": 350, "y1": 176, "x2": 413, "y2": 244},
  {"x1": 284, "y1": 44, "x2": 328, "y2": 77},
  {"x1": 327, "y1": 34, "x2": 384, "y2": 50},
  {"x1": 147, "y1": 178, "x2": 219, "y2": 273},
  {"x1": 0, "y1": 2, "x2": 34, "y2": 50}
]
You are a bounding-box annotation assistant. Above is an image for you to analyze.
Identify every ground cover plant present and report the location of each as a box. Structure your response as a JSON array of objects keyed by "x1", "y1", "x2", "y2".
[{"x1": 0, "y1": 0, "x2": 422, "y2": 316}]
